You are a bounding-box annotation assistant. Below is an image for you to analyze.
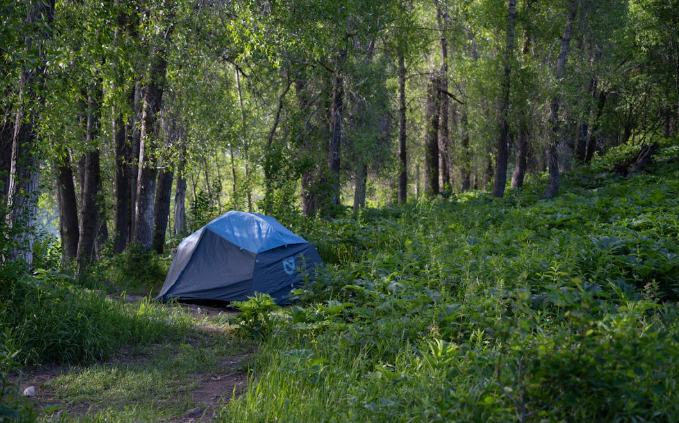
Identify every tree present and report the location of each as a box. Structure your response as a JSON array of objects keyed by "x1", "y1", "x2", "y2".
[
  {"x1": 5, "y1": 0, "x2": 55, "y2": 264},
  {"x1": 491, "y1": 0, "x2": 517, "y2": 198},
  {"x1": 543, "y1": 0, "x2": 578, "y2": 199}
]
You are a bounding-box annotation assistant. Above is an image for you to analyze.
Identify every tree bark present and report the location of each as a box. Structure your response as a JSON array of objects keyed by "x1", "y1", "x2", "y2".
[
  {"x1": 77, "y1": 149, "x2": 101, "y2": 271},
  {"x1": 263, "y1": 78, "x2": 292, "y2": 210},
  {"x1": 113, "y1": 109, "x2": 131, "y2": 254},
  {"x1": 543, "y1": 0, "x2": 577, "y2": 199},
  {"x1": 424, "y1": 73, "x2": 441, "y2": 197},
  {"x1": 133, "y1": 21, "x2": 174, "y2": 251},
  {"x1": 174, "y1": 145, "x2": 187, "y2": 235},
  {"x1": 575, "y1": 78, "x2": 596, "y2": 162},
  {"x1": 353, "y1": 164, "x2": 367, "y2": 214},
  {"x1": 153, "y1": 165, "x2": 173, "y2": 254},
  {"x1": 585, "y1": 90, "x2": 607, "y2": 163},
  {"x1": 129, "y1": 82, "x2": 142, "y2": 244},
  {"x1": 436, "y1": 2, "x2": 452, "y2": 190},
  {"x1": 55, "y1": 155, "x2": 79, "y2": 263},
  {"x1": 0, "y1": 119, "x2": 12, "y2": 207},
  {"x1": 511, "y1": 126, "x2": 528, "y2": 188},
  {"x1": 492, "y1": 0, "x2": 516, "y2": 198},
  {"x1": 112, "y1": 0, "x2": 133, "y2": 254},
  {"x1": 5, "y1": 0, "x2": 55, "y2": 265},
  {"x1": 328, "y1": 53, "x2": 346, "y2": 208},
  {"x1": 77, "y1": 87, "x2": 103, "y2": 271},
  {"x1": 397, "y1": 54, "x2": 407, "y2": 204},
  {"x1": 460, "y1": 105, "x2": 471, "y2": 192},
  {"x1": 235, "y1": 67, "x2": 252, "y2": 212}
]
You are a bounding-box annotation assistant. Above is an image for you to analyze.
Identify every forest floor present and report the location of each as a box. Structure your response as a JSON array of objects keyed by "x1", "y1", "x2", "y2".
[{"x1": 16, "y1": 299, "x2": 254, "y2": 423}]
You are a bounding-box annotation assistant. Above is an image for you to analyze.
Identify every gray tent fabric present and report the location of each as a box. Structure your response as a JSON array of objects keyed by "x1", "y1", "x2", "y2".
[{"x1": 156, "y1": 211, "x2": 323, "y2": 304}]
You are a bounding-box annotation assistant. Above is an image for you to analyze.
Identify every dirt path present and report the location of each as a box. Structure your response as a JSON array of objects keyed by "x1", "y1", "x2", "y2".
[{"x1": 17, "y1": 300, "x2": 256, "y2": 422}]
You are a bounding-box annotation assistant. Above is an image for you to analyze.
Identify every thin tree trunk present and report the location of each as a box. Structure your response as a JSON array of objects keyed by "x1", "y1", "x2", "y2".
[
  {"x1": 55, "y1": 155, "x2": 79, "y2": 262},
  {"x1": 397, "y1": 54, "x2": 407, "y2": 204},
  {"x1": 424, "y1": 73, "x2": 441, "y2": 197},
  {"x1": 492, "y1": 0, "x2": 516, "y2": 198},
  {"x1": 129, "y1": 83, "x2": 141, "y2": 244},
  {"x1": 113, "y1": 0, "x2": 132, "y2": 254},
  {"x1": 575, "y1": 78, "x2": 596, "y2": 162},
  {"x1": 153, "y1": 166, "x2": 173, "y2": 254},
  {"x1": 264, "y1": 78, "x2": 292, "y2": 210},
  {"x1": 544, "y1": 0, "x2": 577, "y2": 198},
  {"x1": 353, "y1": 164, "x2": 367, "y2": 214},
  {"x1": 328, "y1": 53, "x2": 346, "y2": 208},
  {"x1": 585, "y1": 90, "x2": 607, "y2": 163},
  {"x1": 95, "y1": 187, "x2": 108, "y2": 259},
  {"x1": 229, "y1": 143, "x2": 237, "y2": 201},
  {"x1": 511, "y1": 126, "x2": 528, "y2": 188},
  {"x1": 77, "y1": 150, "x2": 101, "y2": 271},
  {"x1": 113, "y1": 105, "x2": 131, "y2": 253},
  {"x1": 460, "y1": 105, "x2": 471, "y2": 192},
  {"x1": 77, "y1": 87, "x2": 102, "y2": 271},
  {"x1": 436, "y1": 2, "x2": 452, "y2": 190},
  {"x1": 174, "y1": 144, "x2": 187, "y2": 235},
  {"x1": 235, "y1": 68, "x2": 252, "y2": 212},
  {"x1": 0, "y1": 119, "x2": 13, "y2": 207}
]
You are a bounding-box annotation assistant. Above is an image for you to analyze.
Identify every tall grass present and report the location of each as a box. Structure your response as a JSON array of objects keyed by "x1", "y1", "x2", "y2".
[{"x1": 0, "y1": 265, "x2": 191, "y2": 368}]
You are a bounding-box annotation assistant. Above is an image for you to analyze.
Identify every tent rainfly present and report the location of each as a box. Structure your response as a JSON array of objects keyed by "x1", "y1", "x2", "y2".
[{"x1": 156, "y1": 211, "x2": 323, "y2": 304}]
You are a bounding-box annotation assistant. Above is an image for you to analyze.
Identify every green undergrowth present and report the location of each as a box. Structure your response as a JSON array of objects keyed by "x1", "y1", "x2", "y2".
[
  {"x1": 224, "y1": 147, "x2": 679, "y2": 422},
  {"x1": 0, "y1": 265, "x2": 192, "y2": 368}
]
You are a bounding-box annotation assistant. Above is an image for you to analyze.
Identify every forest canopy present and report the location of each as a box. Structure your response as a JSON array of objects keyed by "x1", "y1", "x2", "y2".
[{"x1": 1, "y1": 0, "x2": 677, "y2": 267}]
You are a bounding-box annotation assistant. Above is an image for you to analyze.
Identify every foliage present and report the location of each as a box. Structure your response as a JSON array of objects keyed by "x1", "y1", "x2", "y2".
[
  {"x1": 221, "y1": 145, "x2": 679, "y2": 422},
  {"x1": 0, "y1": 263, "x2": 190, "y2": 366},
  {"x1": 231, "y1": 293, "x2": 281, "y2": 340}
]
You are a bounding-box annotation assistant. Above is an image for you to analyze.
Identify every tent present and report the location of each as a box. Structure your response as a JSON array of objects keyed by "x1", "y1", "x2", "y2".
[{"x1": 156, "y1": 211, "x2": 323, "y2": 304}]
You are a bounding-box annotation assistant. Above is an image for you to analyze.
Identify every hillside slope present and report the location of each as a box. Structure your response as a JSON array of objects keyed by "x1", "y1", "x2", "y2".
[{"x1": 224, "y1": 144, "x2": 679, "y2": 422}]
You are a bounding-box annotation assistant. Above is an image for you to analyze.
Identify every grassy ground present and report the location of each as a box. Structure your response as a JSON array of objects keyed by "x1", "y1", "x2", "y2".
[{"x1": 16, "y1": 303, "x2": 254, "y2": 422}]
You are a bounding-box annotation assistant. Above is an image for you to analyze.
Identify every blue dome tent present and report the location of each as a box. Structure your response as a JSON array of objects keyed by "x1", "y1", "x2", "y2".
[{"x1": 156, "y1": 211, "x2": 323, "y2": 304}]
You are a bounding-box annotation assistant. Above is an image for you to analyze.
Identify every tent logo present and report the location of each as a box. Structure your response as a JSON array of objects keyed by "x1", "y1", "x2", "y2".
[{"x1": 283, "y1": 256, "x2": 296, "y2": 275}]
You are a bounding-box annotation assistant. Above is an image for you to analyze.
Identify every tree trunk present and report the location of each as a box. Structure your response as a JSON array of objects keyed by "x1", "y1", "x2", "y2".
[
  {"x1": 328, "y1": 57, "x2": 345, "y2": 208},
  {"x1": 397, "y1": 54, "x2": 407, "y2": 204},
  {"x1": 235, "y1": 68, "x2": 252, "y2": 212},
  {"x1": 112, "y1": 0, "x2": 133, "y2": 254},
  {"x1": 436, "y1": 2, "x2": 452, "y2": 190},
  {"x1": 585, "y1": 90, "x2": 607, "y2": 163},
  {"x1": 133, "y1": 22, "x2": 173, "y2": 251},
  {"x1": 575, "y1": 78, "x2": 596, "y2": 162},
  {"x1": 424, "y1": 73, "x2": 441, "y2": 197},
  {"x1": 353, "y1": 164, "x2": 367, "y2": 214},
  {"x1": 153, "y1": 166, "x2": 173, "y2": 254},
  {"x1": 129, "y1": 82, "x2": 142, "y2": 244},
  {"x1": 95, "y1": 188, "x2": 108, "y2": 260},
  {"x1": 6, "y1": 0, "x2": 55, "y2": 265},
  {"x1": 511, "y1": 126, "x2": 528, "y2": 188},
  {"x1": 543, "y1": 0, "x2": 577, "y2": 199},
  {"x1": 113, "y1": 107, "x2": 131, "y2": 254},
  {"x1": 263, "y1": 78, "x2": 292, "y2": 211},
  {"x1": 77, "y1": 86, "x2": 103, "y2": 271},
  {"x1": 460, "y1": 105, "x2": 471, "y2": 192},
  {"x1": 0, "y1": 119, "x2": 13, "y2": 207},
  {"x1": 77, "y1": 149, "x2": 101, "y2": 271},
  {"x1": 492, "y1": 0, "x2": 516, "y2": 198},
  {"x1": 174, "y1": 149, "x2": 187, "y2": 235},
  {"x1": 55, "y1": 155, "x2": 79, "y2": 263}
]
